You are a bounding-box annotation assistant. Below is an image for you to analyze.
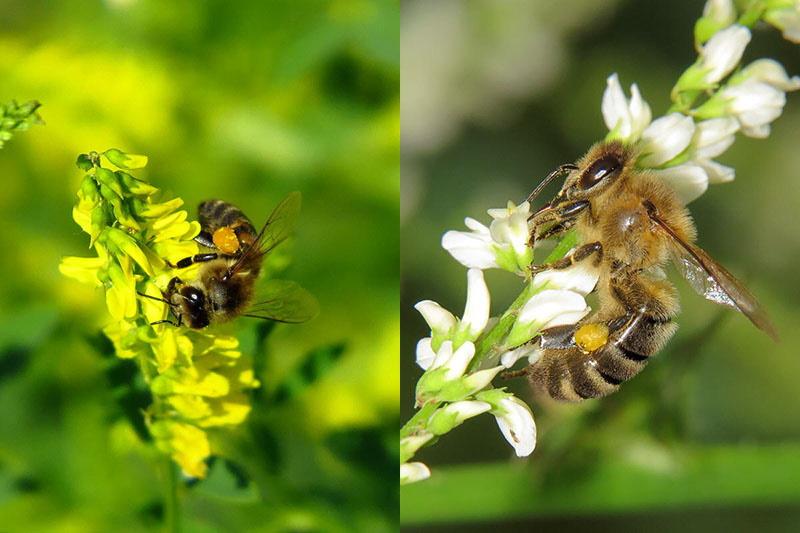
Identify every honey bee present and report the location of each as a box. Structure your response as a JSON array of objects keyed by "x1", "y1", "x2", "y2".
[
  {"x1": 512, "y1": 141, "x2": 777, "y2": 402},
  {"x1": 143, "y1": 192, "x2": 318, "y2": 329}
]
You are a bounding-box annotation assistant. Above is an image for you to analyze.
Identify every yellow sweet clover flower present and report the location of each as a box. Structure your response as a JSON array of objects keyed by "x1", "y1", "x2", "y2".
[{"x1": 59, "y1": 149, "x2": 259, "y2": 478}]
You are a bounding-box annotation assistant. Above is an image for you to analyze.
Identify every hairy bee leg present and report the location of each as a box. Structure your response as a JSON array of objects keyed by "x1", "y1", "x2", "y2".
[
  {"x1": 528, "y1": 200, "x2": 591, "y2": 248},
  {"x1": 529, "y1": 241, "x2": 603, "y2": 275},
  {"x1": 149, "y1": 319, "x2": 180, "y2": 327},
  {"x1": 535, "y1": 219, "x2": 575, "y2": 242}
]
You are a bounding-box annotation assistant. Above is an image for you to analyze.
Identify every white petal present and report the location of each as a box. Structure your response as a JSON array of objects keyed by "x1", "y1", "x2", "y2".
[
  {"x1": 494, "y1": 397, "x2": 537, "y2": 457},
  {"x1": 444, "y1": 400, "x2": 492, "y2": 422},
  {"x1": 766, "y1": 8, "x2": 800, "y2": 44},
  {"x1": 500, "y1": 344, "x2": 539, "y2": 368},
  {"x1": 697, "y1": 159, "x2": 736, "y2": 183},
  {"x1": 415, "y1": 300, "x2": 457, "y2": 336},
  {"x1": 430, "y1": 340, "x2": 453, "y2": 370},
  {"x1": 517, "y1": 289, "x2": 589, "y2": 329},
  {"x1": 740, "y1": 123, "x2": 771, "y2": 138},
  {"x1": 628, "y1": 83, "x2": 652, "y2": 139},
  {"x1": 737, "y1": 105, "x2": 784, "y2": 129},
  {"x1": 650, "y1": 164, "x2": 709, "y2": 203},
  {"x1": 725, "y1": 81, "x2": 786, "y2": 115},
  {"x1": 701, "y1": 25, "x2": 751, "y2": 84},
  {"x1": 400, "y1": 462, "x2": 431, "y2": 485},
  {"x1": 738, "y1": 59, "x2": 800, "y2": 91},
  {"x1": 639, "y1": 113, "x2": 696, "y2": 167},
  {"x1": 602, "y1": 73, "x2": 631, "y2": 137},
  {"x1": 415, "y1": 337, "x2": 436, "y2": 370},
  {"x1": 693, "y1": 117, "x2": 738, "y2": 159},
  {"x1": 532, "y1": 260, "x2": 600, "y2": 295},
  {"x1": 488, "y1": 201, "x2": 532, "y2": 256},
  {"x1": 463, "y1": 366, "x2": 504, "y2": 392},
  {"x1": 464, "y1": 217, "x2": 490, "y2": 234},
  {"x1": 442, "y1": 341, "x2": 476, "y2": 381},
  {"x1": 441, "y1": 230, "x2": 498, "y2": 269},
  {"x1": 461, "y1": 269, "x2": 490, "y2": 337}
]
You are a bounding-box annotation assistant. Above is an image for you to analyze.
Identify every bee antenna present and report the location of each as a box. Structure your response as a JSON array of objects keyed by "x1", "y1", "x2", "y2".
[
  {"x1": 136, "y1": 291, "x2": 177, "y2": 307},
  {"x1": 526, "y1": 163, "x2": 578, "y2": 204}
]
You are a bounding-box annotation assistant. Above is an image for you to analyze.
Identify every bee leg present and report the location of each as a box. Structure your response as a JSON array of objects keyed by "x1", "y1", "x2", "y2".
[
  {"x1": 194, "y1": 230, "x2": 216, "y2": 249},
  {"x1": 528, "y1": 200, "x2": 591, "y2": 247},
  {"x1": 171, "y1": 253, "x2": 219, "y2": 269},
  {"x1": 149, "y1": 319, "x2": 180, "y2": 327},
  {"x1": 529, "y1": 241, "x2": 603, "y2": 275}
]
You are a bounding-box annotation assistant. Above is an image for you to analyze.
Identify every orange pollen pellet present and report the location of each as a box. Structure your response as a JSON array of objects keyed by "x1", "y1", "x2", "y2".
[
  {"x1": 574, "y1": 323, "x2": 610, "y2": 354},
  {"x1": 213, "y1": 227, "x2": 240, "y2": 254}
]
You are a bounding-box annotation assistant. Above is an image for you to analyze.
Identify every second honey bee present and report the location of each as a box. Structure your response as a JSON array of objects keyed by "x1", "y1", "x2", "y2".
[
  {"x1": 146, "y1": 192, "x2": 318, "y2": 329},
  {"x1": 512, "y1": 141, "x2": 777, "y2": 402}
]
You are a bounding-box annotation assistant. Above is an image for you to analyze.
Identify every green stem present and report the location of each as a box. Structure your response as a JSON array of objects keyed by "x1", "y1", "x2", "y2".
[
  {"x1": 400, "y1": 401, "x2": 441, "y2": 440},
  {"x1": 162, "y1": 455, "x2": 180, "y2": 533}
]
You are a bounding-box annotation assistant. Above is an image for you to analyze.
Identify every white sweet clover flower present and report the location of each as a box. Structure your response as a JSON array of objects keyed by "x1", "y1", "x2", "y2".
[
  {"x1": 477, "y1": 389, "x2": 537, "y2": 457},
  {"x1": 764, "y1": 0, "x2": 800, "y2": 43},
  {"x1": 675, "y1": 25, "x2": 751, "y2": 93},
  {"x1": 400, "y1": 462, "x2": 431, "y2": 485},
  {"x1": 442, "y1": 201, "x2": 533, "y2": 274},
  {"x1": 602, "y1": 74, "x2": 652, "y2": 143}
]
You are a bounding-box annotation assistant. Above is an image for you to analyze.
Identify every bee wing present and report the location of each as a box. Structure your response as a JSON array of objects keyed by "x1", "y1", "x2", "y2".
[
  {"x1": 647, "y1": 207, "x2": 778, "y2": 341},
  {"x1": 227, "y1": 191, "x2": 301, "y2": 277},
  {"x1": 244, "y1": 279, "x2": 319, "y2": 323}
]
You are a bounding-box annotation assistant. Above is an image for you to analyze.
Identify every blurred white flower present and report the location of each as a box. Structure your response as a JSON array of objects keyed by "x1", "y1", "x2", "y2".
[
  {"x1": 602, "y1": 73, "x2": 652, "y2": 142},
  {"x1": 401, "y1": 462, "x2": 431, "y2": 485},
  {"x1": 734, "y1": 59, "x2": 800, "y2": 91},
  {"x1": 638, "y1": 113, "x2": 696, "y2": 167},
  {"x1": 442, "y1": 201, "x2": 533, "y2": 273},
  {"x1": 692, "y1": 117, "x2": 739, "y2": 159},
  {"x1": 697, "y1": 158, "x2": 735, "y2": 184},
  {"x1": 492, "y1": 396, "x2": 537, "y2": 457},
  {"x1": 506, "y1": 288, "x2": 591, "y2": 347},
  {"x1": 698, "y1": 25, "x2": 751, "y2": 84},
  {"x1": 765, "y1": 2, "x2": 800, "y2": 44},
  {"x1": 702, "y1": 0, "x2": 736, "y2": 27},
  {"x1": 719, "y1": 80, "x2": 787, "y2": 138}
]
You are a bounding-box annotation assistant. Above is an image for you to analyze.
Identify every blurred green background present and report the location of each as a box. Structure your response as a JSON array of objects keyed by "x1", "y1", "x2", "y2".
[
  {"x1": 0, "y1": 0, "x2": 398, "y2": 531},
  {"x1": 401, "y1": 0, "x2": 800, "y2": 530}
]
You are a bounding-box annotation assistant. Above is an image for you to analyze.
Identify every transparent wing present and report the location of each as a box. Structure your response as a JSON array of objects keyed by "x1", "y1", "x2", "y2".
[
  {"x1": 245, "y1": 279, "x2": 319, "y2": 324},
  {"x1": 647, "y1": 206, "x2": 778, "y2": 341},
  {"x1": 228, "y1": 191, "x2": 301, "y2": 277}
]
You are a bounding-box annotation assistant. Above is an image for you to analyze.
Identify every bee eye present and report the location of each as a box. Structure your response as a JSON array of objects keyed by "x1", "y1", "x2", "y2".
[{"x1": 580, "y1": 155, "x2": 620, "y2": 190}]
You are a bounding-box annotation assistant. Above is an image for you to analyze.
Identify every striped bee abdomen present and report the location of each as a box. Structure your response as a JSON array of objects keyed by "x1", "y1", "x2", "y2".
[{"x1": 198, "y1": 199, "x2": 256, "y2": 235}]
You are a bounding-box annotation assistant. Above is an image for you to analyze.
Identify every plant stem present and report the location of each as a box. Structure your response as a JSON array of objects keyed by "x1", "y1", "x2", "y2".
[{"x1": 163, "y1": 456, "x2": 180, "y2": 533}]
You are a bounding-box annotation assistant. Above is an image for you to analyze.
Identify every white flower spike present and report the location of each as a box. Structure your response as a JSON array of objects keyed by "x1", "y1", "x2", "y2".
[
  {"x1": 720, "y1": 80, "x2": 787, "y2": 138},
  {"x1": 602, "y1": 73, "x2": 652, "y2": 143},
  {"x1": 506, "y1": 288, "x2": 592, "y2": 347}
]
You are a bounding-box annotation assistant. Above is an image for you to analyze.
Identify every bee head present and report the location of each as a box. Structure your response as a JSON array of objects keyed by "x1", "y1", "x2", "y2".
[
  {"x1": 558, "y1": 141, "x2": 632, "y2": 202},
  {"x1": 177, "y1": 285, "x2": 211, "y2": 329}
]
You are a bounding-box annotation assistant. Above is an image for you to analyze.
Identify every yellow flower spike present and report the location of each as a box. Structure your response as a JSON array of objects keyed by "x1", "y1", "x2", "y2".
[{"x1": 63, "y1": 148, "x2": 263, "y2": 480}]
